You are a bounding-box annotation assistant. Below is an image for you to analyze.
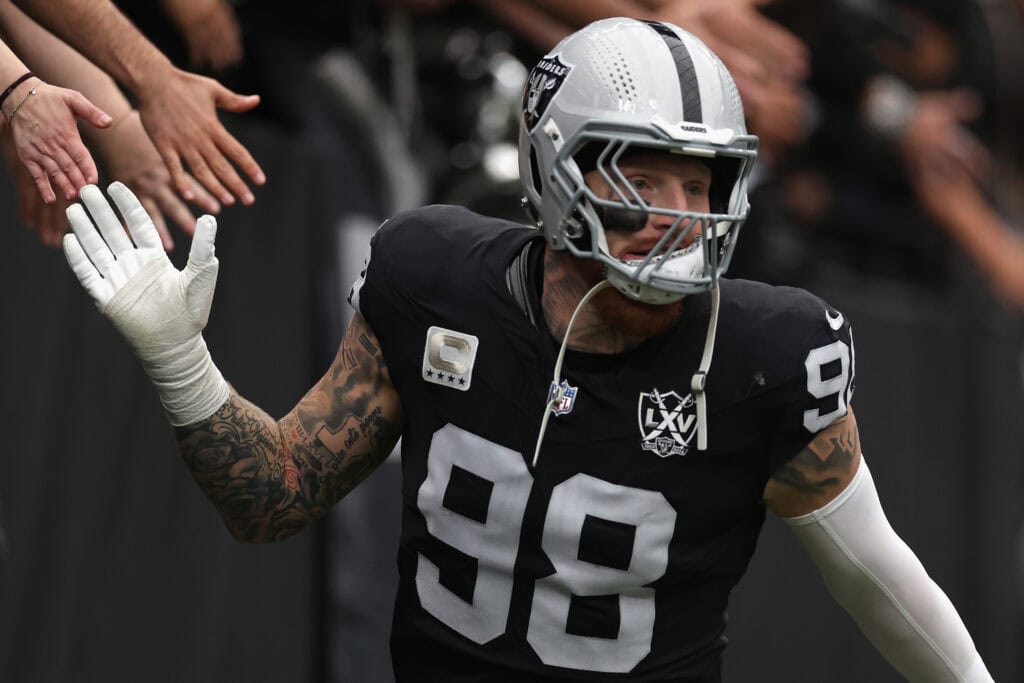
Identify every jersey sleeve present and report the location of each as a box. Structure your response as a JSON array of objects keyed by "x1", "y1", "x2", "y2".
[
  {"x1": 346, "y1": 206, "x2": 455, "y2": 331},
  {"x1": 765, "y1": 293, "x2": 856, "y2": 474},
  {"x1": 346, "y1": 219, "x2": 385, "y2": 322},
  {"x1": 346, "y1": 209, "x2": 419, "y2": 327}
]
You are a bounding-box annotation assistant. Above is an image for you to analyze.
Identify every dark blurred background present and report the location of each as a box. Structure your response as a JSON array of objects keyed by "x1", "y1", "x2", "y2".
[{"x1": 1, "y1": 0, "x2": 1022, "y2": 681}]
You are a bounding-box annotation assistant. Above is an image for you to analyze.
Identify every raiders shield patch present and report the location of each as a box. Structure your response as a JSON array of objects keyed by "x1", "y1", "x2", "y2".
[
  {"x1": 523, "y1": 54, "x2": 571, "y2": 132},
  {"x1": 637, "y1": 389, "x2": 698, "y2": 457}
]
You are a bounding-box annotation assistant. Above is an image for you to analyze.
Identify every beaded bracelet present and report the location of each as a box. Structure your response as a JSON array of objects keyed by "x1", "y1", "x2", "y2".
[{"x1": 0, "y1": 72, "x2": 33, "y2": 111}]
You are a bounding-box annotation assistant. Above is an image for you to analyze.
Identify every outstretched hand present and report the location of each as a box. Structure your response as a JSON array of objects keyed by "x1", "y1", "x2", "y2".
[
  {"x1": 1, "y1": 125, "x2": 70, "y2": 246},
  {"x1": 63, "y1": 183, "x2": 219, "y2": 347},
  {"x1": 136, "y1": 67, "x2": 264, "y2": 208},
  {"x1": 5, "y1": 78, "x2": 112, "y2": 203},
  {"x1": 63, "y1": 182, "x2": 230, "y2": 426},
  {"x1": 96, "y1": 111, "x2": 220, "y2": 251}
]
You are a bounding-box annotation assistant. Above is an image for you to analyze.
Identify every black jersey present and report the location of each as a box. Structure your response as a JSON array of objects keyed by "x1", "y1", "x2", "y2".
[{"x1": 349, "y1": 205, "x2": 855, "y2": 682}]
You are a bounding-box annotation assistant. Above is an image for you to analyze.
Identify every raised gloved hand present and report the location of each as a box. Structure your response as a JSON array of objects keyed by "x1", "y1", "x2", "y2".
[{"x1": 63, "y1": 182, "x2": 229, "y2": 425}]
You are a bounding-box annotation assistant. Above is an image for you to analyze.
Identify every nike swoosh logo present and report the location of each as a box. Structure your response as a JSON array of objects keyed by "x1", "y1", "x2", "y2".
[{"x1": 825, "y1": 308, "x2": 844, "y2": 331}]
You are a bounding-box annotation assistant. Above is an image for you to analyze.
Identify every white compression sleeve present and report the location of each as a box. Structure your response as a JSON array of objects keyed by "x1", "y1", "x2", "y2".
[{"x1": 783, "y1": 458, "x2": 993, "y2": 682}]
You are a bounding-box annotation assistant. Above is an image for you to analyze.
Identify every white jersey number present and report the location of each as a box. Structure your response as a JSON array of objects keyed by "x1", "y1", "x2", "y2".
[
  {"x1": 803, "y1": 336, "x2": 855, "y2": 432},
  {"x1": 416, "y1": 424, "x2": 676, "y2": 673}
]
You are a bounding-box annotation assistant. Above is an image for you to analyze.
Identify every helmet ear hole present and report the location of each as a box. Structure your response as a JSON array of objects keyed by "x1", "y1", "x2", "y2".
[
  {"x1": 573, "y1": 142, "x2": 604, "y2": 177},
  {"x1": 522, "y1": 145, "x2": 544, "y2": 225},
  {"x1": 706, "y1": 156, "x2": 742, "y2": 214}
]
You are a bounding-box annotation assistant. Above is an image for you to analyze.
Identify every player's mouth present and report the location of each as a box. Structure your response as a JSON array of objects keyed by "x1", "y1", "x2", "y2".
[
  {"x1": 618, "y1": 240, "x2": 661, "y2": 262},
  {"x1": 620, "y1": 239, "x2": 701, "y2": 264},
  {"x1": 622, "y1": 250, "x2": 651, "y2": 261}
]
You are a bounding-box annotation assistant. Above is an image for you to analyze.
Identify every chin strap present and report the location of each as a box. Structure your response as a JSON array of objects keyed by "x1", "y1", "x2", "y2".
[
  {"x1": 532, "y1": 280, "x2": 611, "y2": 467},
  {"x1": 691, "y1": 282, "x2": 721, "y2": 451},
  {"x1": 532, "y1": 278, "x2": 720, "y2": 465}
]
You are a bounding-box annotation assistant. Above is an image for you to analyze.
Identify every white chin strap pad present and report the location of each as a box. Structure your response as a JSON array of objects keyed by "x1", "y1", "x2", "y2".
[{"x1": 784, "y1": 458, "x2": 992, "y2": 682}]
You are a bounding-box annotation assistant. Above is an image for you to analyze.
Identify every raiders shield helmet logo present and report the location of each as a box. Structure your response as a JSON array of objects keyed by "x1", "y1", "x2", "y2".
[
  {"x1": 523, "y1": 54, "x2": 571, "y2": 132},
  {"x1": 638, "y1": 389, "x2": 698, "y2": 457}
]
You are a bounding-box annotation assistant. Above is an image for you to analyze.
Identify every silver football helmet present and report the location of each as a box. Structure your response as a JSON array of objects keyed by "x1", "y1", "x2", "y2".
[{"x1": 519, "y1": 18, "x2": 758, "y2": 304}]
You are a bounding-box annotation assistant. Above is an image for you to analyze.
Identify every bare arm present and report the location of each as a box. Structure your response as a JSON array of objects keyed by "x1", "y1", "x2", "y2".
[
  {"x1": 11, "y1": 0, "x2": 171, "y2": 93},
  {"x1": 175, "y1": 313, "x2": 404, "y2": 542}
]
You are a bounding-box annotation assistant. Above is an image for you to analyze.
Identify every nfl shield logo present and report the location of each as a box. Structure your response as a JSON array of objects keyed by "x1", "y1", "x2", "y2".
[
  {"x1": 547, "y1": 379, "x2": 578, "y2": 416},
  {"x1": 637, "y1": 389, "x2": 698, "y2": 457}
]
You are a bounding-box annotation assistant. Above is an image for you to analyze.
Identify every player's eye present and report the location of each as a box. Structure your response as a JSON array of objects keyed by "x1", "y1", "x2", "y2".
[
  {"x1": 631, "y1": 177, "x2": 654, "y2": 192},
  {"x1": 626, "y1": 177, "x2": 656, "y2": 203},
  {"x1": 685, "y1": 182, "x2": 707, "y2": 198}
]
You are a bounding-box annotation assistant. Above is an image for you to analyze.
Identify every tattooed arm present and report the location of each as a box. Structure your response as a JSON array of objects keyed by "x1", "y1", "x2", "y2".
[
  {"x1": 61, "y1": 187, "x2": 400, "y2": 542},
  {"x1": 175, "y1": 313, "x2": 403, "y2": 543},
  {"x1": 762, "y1": 408, "x2": 861, "y2": 517},
  {"x1": 763, "y1": 408, "x2": 993, "y2": 681}
]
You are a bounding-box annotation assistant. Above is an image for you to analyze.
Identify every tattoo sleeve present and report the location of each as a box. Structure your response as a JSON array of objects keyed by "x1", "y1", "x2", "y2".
[
  {"x1": 765, "y1": 410, "x2": 862, "y2": 517},
  {"x1": 174, "y1": 314, "x2": 404, "y2": 542}
]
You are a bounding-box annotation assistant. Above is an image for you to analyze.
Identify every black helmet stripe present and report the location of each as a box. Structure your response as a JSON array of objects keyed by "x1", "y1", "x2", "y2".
[{"x1": 641, "y1": 20, "x2": 703, "y2": 124}]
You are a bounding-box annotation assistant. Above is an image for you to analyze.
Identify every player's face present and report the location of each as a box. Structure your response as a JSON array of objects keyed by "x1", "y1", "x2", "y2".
[
  {"x1": 584, "y1": 152, "x2": 712, "y2": 260},
  {"x1": 552, "y1": 152, "x2": 712, "y2": 342},
  {"x1": 567, "y1": 154, "x2": 710, "y2": 340}
]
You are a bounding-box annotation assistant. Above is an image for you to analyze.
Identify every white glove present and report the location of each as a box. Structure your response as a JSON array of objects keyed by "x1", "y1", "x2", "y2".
[{"x1": 63, "y1": 182, "x2": 229, "y2": 426}]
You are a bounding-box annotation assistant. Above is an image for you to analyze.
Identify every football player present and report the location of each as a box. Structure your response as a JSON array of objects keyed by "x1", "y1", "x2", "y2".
[{"x1": 62, "y1": 17, "x2": 992, "y2": 683}]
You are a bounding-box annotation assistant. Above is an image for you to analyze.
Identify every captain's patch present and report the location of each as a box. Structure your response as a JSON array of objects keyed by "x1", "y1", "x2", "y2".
[{"x1": 422, "y1": 326, "x2": 479, "y2": 392}]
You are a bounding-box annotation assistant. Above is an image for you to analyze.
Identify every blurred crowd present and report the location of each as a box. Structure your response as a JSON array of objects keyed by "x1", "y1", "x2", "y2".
[
  {"x1": 2, "y1": 0, "x2": 1022, "y2": 681},
  {"x1": 3, "y1": 0, "x2": 1021, "y2": 308}
]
